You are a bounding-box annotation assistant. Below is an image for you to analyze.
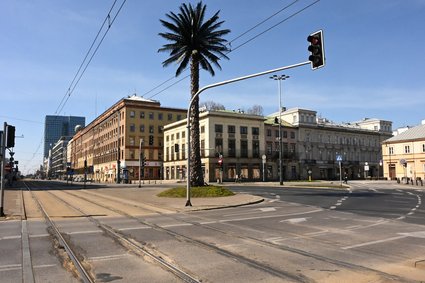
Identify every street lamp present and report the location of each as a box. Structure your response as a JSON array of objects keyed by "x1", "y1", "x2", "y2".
[{"x1": 270, "y1": 74, "x2": 290, "y2": 185}]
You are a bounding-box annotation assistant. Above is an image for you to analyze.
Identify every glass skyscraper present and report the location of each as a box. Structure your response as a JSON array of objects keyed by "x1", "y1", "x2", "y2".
[{"x1": 44, "y1": 115, "x2": 85, "y2": 158}]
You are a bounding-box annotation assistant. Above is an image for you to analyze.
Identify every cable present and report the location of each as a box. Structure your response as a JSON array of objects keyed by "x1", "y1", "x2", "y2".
[
  {"x1": 146, "y1": 0, "x2": 319, "y2": 100},
  {"x1": 55, "y1": 0, "x2": 127, "y2": 115}
]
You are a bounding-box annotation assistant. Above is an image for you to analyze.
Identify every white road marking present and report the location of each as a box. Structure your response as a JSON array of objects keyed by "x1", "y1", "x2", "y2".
[
  {"x1": 162, "y1": 223, "x2": 193, "y2": 228},
  {"x1": 66, "y1": 230, "x2": 103, "y2": 235},
  {"x1": 0, "y1": 235, "x2": 21, "y2": 240},
  {"x1": 0, "y1": 264, "x2": 21, "y2": 272},
  {"x1": 218, "y1": 209, "x2": 323, "y2": 223},
  {"x1": 341, "y1": 235, "x2": 407, "y2": 250},
  {"x1": 330, "y1": 206, "x2": 336, "y2": 209},
  {"x1": 280, "y1": 217, "x2": 309, "y2": 224},
  {"x1": 118, "y1": 226, "x2": 150, "y2": 231},
  {"x1": 259, "y1": 207, "x2": 277, "y2": 212},
  {"x1": 398, "y1": 231, "x2": 425, "y2": 238},
  {"x1": 88, "y1": 254, "x2": 129, "y2": 262}
]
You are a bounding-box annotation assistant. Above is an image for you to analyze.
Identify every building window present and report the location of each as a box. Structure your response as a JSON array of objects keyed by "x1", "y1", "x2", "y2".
[
  {"x1": 290, "y1": 132, "x2": 295, "y2": 139},
  {"x1": 215, "y1": 124, "x2": 223, "y2": 133},
  {"x1": 139, "y1": 125, "x2": 145, "y2": 132},
  {"x1": 253, "y1": 140, "x2": 260, "y2": 158},
  {"x1": 200, "y1": 126, "x2": 205, "y2": 133},
  {"x1": 182, "y1": 131, "x2": 185, "y2": 138},
  {"x1": 177, "y1": 114, "x2": 182, "y2": 121},
  {"x1": 266, "y1": 142, "x2": 272, "y2": 154},
  {"x1": 389, "y1": 147, "x2": 394, "y2": 155},
  {"x1": 215, "y1": 139, "x2": 223, "y2": 155},
  {"x1": 149, "y1": 125, "x2": 154, "y2": 134},
  {"x1": 267, "y1": 129, "x2": 272, "y2": 137},
  {"x1": 200, "y1": 139, "x2": 205, "y2": 157},
  {"x1": 404, "y1": 145, "x2": 410, "y2": 154},
  {"x1": 129, "y1": 136, "x2": 135, "y2": 146},
  {"x1": 168, "y1": 113, "x2": 173, "y2": 121},
  {"x1": 228, "y1": 139, "x2": 236, "y2": 157},
  {"x1": 241, "y1": 140, "x2": 248, "y2": 157},
  {"x1": 283, "y1": 131, "x2": 287, "y2": 138},
  {"x1": 149, "y1": 112, "x2": 154, "y2": 120},
  {"x1": 252, "y1": 127, "x2": 259, "y2": 135},
  {"x1": 158, "y1": 113, "x2": 163, "y2": 120},
  {"x1": 130, "y1": 123, "x2": 135, "y2": 132},
  {"x1": 140, "y1": 111, "x2": 145, "y2": 119},
  {"x1": 275, "y1": 130, "x2": 279, "y2": 138},
  {"x1": 228, "y1": 125, "x2": 235, "y2": 133},
  {"x1": 130, "y1": 150, "x2": 135, "y2": 159},
  {"x1": 130, "y1": 111, "x2": 135, "y2": 118},
  {"x1": 158, "y1": 126, "x2": 163, "y2": 133},
  {"x1": 240, "y1": 126, "x2": 248, "y2": 135},
  {"x1": 422, "y1": 144, "x2": 425, "y2": 152}
]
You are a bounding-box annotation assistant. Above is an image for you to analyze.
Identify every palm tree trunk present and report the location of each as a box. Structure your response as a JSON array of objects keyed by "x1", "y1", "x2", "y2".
[{"x1": 190, "y1": 52, "x2": 204, "y2": 186}]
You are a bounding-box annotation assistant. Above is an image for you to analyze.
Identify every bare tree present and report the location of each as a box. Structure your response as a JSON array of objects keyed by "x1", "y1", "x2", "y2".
[
  {"x1": 200, "y1": 100, "x2": 226, "y2": 111},
  {"x1": 246, "y1": 104, "x2": 263, "y2": 116}
]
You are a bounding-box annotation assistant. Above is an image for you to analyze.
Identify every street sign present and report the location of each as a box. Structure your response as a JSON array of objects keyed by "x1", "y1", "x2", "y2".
[
  {"x1": 400, "y1": 159, "x2": 406, "y2": 165},
  {"x1": 336, "y1": 155, "x2": 342, "y2": 162},
  {"x1": 262, "y1": 154, "x2": 266, "y2": 164}
]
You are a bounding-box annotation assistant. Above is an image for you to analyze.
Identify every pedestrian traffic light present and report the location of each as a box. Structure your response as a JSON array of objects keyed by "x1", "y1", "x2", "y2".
[
  {"x1": 6, "y1": 125, "x2": 15, "y2": 148},
  {"x1": 307, "y1": 30, "x2": 325, "y2": 69},
  {"x1": 218, "y1": 158, "x2": 223, "y2": 170},
  {"x1": 149, "y1": 135, "x2": 154, "y2": 146}
]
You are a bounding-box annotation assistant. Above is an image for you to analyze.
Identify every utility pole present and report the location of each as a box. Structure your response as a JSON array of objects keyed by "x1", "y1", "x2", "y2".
[
  {"x1": 139, "y1": 138, "x2": 144, "y2": 188},
  {"x1": 0, "y1": 124, "x2": 5, "y2": 216}
]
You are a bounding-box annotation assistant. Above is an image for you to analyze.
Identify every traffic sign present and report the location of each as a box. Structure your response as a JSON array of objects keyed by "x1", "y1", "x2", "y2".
[{"x1": 336, "y1": 155, "x2": 342, "y2": 162}]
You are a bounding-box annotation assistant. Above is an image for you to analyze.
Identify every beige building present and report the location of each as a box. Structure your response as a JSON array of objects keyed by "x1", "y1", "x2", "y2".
[
  {"x1": 163, "y1": 110, "x2": 266, "y2": 183},
  {"x1": 382, "y1": 122, "x2": 425, "y2": 181},
  {"x1": 68, "y1": 95, "x2": 186, "y2": 182},
  {"x1": 269, "y1": 108, "x2": 393, "y2": 180}
]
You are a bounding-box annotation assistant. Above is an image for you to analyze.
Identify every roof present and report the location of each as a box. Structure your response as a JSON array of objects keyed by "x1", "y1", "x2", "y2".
[{"x1": 385, "y1": 124, "x2": 425, "y2": 143}]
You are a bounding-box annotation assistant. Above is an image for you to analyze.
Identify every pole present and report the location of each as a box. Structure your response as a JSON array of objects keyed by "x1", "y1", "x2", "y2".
[
  {"x1": 185, "y1": 61, "x2": 310, "y2": 207},
  {"x1": 0, "y1": 123, "x2": 6, "y2": 216},
  {"x1": 339, "y1": 161, "x2": 342, "y2": 187},
  {"x1": 116, "y1": 111, "x2": 121, "y2": 184},
  {"x1": 270, "y1": 74, "x2": 290, "y2": 185},
  {"x1": 139, "y1": 139, "x2": 143, "y2": 188}
]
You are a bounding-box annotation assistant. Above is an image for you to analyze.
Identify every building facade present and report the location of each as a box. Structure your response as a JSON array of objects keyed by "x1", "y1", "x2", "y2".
[
  {"x1": 382, "y1": 122, "x2": 425, "y2": 181},
  {"x1": 163, "y1": 110, "x2": 266, "y2": 183},
  {"x1": 68, "y1": 95, "x2": 186, "y2": 182},
  {"x1": 272, "y1": 108, "x2": 393, "y2": 180},
  {"x1": 44, "y1": 115, "x2": 85, "y2": 159},
  {"x1": 49, "y1": 137, "x2": 70, "y2": 179}
]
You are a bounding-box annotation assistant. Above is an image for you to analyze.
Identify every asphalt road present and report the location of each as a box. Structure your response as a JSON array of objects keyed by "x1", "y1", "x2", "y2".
[
  {"x1": 1, "y1": 180, "x2": 425, "y2": 282},
  {"x1": 228, "y1": 180, "x2": 425, "y2": 226}
]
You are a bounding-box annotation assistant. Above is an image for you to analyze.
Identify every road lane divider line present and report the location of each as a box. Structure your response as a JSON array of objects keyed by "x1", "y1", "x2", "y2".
[{"x1": 341, "y1": 235, "x2": 407, "y2": 250}]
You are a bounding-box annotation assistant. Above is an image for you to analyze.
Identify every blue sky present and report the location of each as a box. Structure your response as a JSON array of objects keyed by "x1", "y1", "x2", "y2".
[{"x1": 1, "y1": 0, "x2": 424, "y2": 174}]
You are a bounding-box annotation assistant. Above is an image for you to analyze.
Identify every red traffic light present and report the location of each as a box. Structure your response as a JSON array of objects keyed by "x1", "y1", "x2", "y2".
[{"x1": 307, "y1": 30, "x2": 325, "y2": 70}]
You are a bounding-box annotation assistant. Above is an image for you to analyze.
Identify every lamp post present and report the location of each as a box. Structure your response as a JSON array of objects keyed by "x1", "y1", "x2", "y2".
[
  {"x1": 139, "y1": 138, "x2": 144, "y2": 188},
  {"x1": 270, "y1": 74, "x2": 290, "y2": 185}
]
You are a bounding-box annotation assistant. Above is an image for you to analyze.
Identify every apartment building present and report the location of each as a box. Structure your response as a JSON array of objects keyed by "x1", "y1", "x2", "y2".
[
  {"x1": 382, "y1": 121, "x2": 425, "y2": 181},
  {"x1": 269, "y1": 108, "x2": 393, "y2": 180},
  {"x1": 163, "y1": 110, "x2": 266, "y2": 183},
  {"x1": 68, "y1": 95, "x2": 186, "y2": 182}
]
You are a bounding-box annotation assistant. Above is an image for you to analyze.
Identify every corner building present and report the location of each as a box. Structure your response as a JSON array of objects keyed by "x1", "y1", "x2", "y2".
[
  {"x1": 69, "y1": 95, "x2": 186, "y2": 182},
  {"x1": 163, "y1": 110, "x2": 266, "y2": 183}
]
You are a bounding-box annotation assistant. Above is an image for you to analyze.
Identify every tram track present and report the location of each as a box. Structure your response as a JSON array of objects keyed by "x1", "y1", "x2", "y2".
[
  {"x1": 66, "y1": 187, "x2": 412, "y2": 283},
  {"x1": 24, "y1": 181, "x2": 201, "y2": 283}
]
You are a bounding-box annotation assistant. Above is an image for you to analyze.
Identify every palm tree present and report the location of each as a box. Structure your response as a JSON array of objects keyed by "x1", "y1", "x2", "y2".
[{"x1": 158, "y1": 2, "x2": 230, "y2": 186}]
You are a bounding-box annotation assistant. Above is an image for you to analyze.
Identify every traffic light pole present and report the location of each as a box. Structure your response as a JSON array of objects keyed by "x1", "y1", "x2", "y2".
[
  {"x1": 0, "y1": 123, "x2": 7, "y2": 216},
  {"x1": 186, "y1": 61, "x2": 310, "y2": 206}
]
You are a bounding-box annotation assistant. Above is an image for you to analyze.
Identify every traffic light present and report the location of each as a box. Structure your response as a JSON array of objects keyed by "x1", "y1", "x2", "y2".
[
  {"x1": 307, "y1": 30, "x2": 325, "y2": 69},
  {"x1": 218, "y1": 158, "x2": 223, "y2": 170},
  {"x1": 6, "y1": 125, "x2": 15, "y2": 148},
  {"x1": 274, "y1": 117, "x2": 279, "y2": 124},
  {"x1": 149, "y1": 135, "x2": 154, "y2": 146},
  {"x1": 142, "y1": 157, "x2": 147, "y2": 167}
]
